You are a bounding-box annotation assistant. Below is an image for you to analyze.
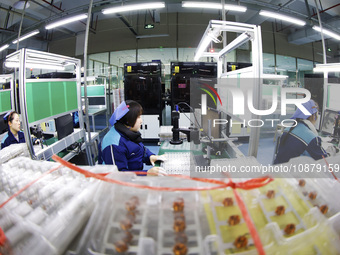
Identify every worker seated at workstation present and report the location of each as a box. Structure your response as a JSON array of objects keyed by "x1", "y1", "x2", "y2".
[{"x1": 274, "y1": 101, "x2": 339, "y2": 165}]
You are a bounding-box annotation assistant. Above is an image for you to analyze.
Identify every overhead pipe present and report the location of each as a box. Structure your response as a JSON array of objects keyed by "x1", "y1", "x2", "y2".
[
  {"x1": 41, "y1": 0, "x2": 64, "y2": 12},
  {"x1": 310, "y1": 3, "x2": 340, "y2": 17}
]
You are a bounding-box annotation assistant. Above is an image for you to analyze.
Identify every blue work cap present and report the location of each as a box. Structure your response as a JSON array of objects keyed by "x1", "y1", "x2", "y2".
[
  {"x1": 291, "y1": 100, "x2": 318, "y2": 119},
  {"x1": 109, "y1": 101, "x2": 129, "y2": 126}
]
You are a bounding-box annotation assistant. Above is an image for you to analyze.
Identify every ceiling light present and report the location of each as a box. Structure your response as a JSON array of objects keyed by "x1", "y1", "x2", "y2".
[
  {"x1": 259, "y1": 10, "x2": 306, "y2": 26},
  {"x1": 0, "y1": 44, "x2": 10, "y2": 52},
  {"x1": 5, "y1": 61, "x2": 65, "y2": 71},
  {"x1": 262, "y1": 74, "x2": 288, "y2": 79},
  {"x1": 312, "y1": 26, "x2": 340, "y2": 41},
  {"x1": 12, "y1": 29, "x2": 40, "y2": 44},
  {"x1": 136, "y1": 34, "x2": 169, "y2": 39},
  {"x1": 102, "y1": 2, "x2": 165, "y2": 15},
  {"x1": 182, "y1": 1, "x2": 246, "y2": 12},
  {"x1": 45, "y1": 14, "x2": 88, "y2": 30},
  {"x1": 313, "y1": 63, "x2": 340, "y2": 72}
]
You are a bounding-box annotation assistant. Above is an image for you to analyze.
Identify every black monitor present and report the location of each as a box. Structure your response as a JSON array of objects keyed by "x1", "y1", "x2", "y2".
[
  {"x1": 321, "y1": 109, "x2": 340, "y2": 137},
  {"x1": 55, "y1": 113, "x2": 74, "y2": 140},
  {"x1": 0, "y1": 113, "x2": 8, "y2": 134},
  {"x1": 201, "y1": 108, "x2": 221, "y2": 139},
  {"x1": 89, "y1": 97, "x2": 105, "y2": 106}
]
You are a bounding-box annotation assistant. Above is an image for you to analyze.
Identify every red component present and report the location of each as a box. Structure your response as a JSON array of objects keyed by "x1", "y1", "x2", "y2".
[
  {"x1": 125, "y1": 201, "x2": 137, "y2": 211},
  {"x1": 174, "y1": 218, "x2": 186, "y2": 232},
  {"x1": 275, "y1": 205, "x2": 285, "y2": 216},
  {"x1": 308, "y1": 191, "x2": 317, "y2": 200},
  {"x1": 228, "y1": 215, "x2": 241, "y2": 226},
  {"x1": 173, "y1": 198, "x2": 185, "y2": 212},
  {"x1": 222, "y1": 197, "x2": 233, "y2": 207},
  {"x1": 298, "y1": 179, "x2": 306, "y2": 187},
  {"x1": 266, "y1": 190, "x2": 275, "y2": 199},
  {"x1": 234, "y1": 236, "x2": 248, "y2": 249},
  {"x1": 319, "y1": 205, "x2": 328, "y2": 215},
  {"x1": 120, "y1": 218, "x2": 133, "y2": 231},
  {"x1": 114, "y1": 240, "x2": 128, "y2": 253},
  {"x1": 173, "y1": 243, "x2": 188, "y2": 255},
  {"x1": 284, "y1": 224, "x2": 296, "y2": 235}
]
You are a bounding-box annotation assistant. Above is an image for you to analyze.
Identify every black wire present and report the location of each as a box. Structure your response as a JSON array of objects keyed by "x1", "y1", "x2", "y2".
[
  {"x1": 176, "y1": 102, "x2": 202, "y2": 129},
  {"x1": 176, "y1": 102, "x2": 216, "y2": 145}
]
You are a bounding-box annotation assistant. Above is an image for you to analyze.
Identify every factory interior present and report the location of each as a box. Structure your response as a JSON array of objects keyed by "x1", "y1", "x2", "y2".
[{"x1": 0, "y1": 0, "x2": 340, "y2": 254}]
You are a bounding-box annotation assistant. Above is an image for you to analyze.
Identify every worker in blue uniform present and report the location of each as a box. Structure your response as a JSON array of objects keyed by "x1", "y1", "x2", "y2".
[
  {"x1": 274, "y1": 99, "x2": 336, "y2": 164},
  {"x1": 1, "y1": 111, "x2": 25, "y2": 149},
  {"x1": 99, "y1": 100, "x2": 167, "y2": 176}
]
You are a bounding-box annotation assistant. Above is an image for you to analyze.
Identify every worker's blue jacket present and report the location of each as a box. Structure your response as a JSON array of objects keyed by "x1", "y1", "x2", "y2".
[
  {"x1": 1, "y1": 130, "x2": 25, "y2": 149},
  {"x1": 274, "y1": 121, "x2": 328, "y2": 164},
  {"x1": 98, "y1": 126, "x2": 154, "y2": 171}
]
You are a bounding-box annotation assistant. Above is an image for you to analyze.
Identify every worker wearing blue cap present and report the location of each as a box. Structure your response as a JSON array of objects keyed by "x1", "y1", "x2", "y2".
[
  {"x1": 98, "y1": 100, "x2": 167, "y2": 176},
  {"x1": 1, "y1": 111, "x2": 25, "y2": 149},
  {"x1": 274, "y1": 99, "x2": 335, "y2": 164}
]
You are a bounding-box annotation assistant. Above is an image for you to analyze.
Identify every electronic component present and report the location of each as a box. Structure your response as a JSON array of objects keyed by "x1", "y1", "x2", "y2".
[
  {"x1": 275, "y1": 205, "x2": 285, "y2": 215},
  {"x1": 266, "y1": 190, "x2": 275, "y2": 199},
  {"x1": 222, "y1": 197, "x2": 234, "y2": 207},
  {"x1": 234, "y1": 236, "x2": 248, "y2": 249},
  {"x1": 284, "y1": 224, "x2": 296, "y2": 235}
]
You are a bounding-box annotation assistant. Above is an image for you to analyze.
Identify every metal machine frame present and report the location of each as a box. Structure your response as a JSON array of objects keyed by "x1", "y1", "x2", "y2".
[
  {"x1": 5, "y1": 48, "x2": 92, "y2": 162},
  {"x1": 194, "y1": 20, "x2": 263, "y2": 157}
]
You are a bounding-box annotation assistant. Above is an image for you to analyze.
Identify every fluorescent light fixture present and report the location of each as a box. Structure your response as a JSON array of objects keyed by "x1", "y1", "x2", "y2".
[
  {"x1": 218, "y1": 32, "x2": 251, "y2": 58},
  {"x1": 262, "y1": 74, "x2": 288, "y2": 79},
  {"x1": 136, "y1": 34, "x2": 169, "y2": 39},
  {"x1": 45, "y1": 14, "x2": 87, "y2": 30},
  {"x1": 313, "y1": 63, "x2": 340, "y2": 72},
  {"x1": 0, "y1": 44, "x2": 10, "y2": 52},
  {"x1": 312, "y1": 26, "x2": 340, "y2": 41},
  {"x1": 259, "y1": 10, "x2": 306, "y2": 26},
  {"x1": 182, "y1": 1, "x2": 246, "y2": 12},
  {"x1": 5, "y1": 61, "x2": 65, "y2": 71},
  {"x1": 102, "y1": 2, "x2": 165, "y2": 15},
  {"x1": 12, "y1": 29, "x2": 40, "y2": 44}
]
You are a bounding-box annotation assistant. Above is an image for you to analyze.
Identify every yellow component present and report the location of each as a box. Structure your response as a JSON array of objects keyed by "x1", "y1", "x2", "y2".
[
  {"x1": 40, "y1": 122, "x2": 46, "y2": 132},
  {"x1": 231, "y1": 123, "x2": 242, "y2": 134},
  {"x1": 175, "y1": 66, "x2": 179, "y2": 73},
  {"x1": 127, "y1": 66, "x2": 132, "y2": 72},
  {"x1": 231, "y1": 65, "x2": 236, "y2": 71}
]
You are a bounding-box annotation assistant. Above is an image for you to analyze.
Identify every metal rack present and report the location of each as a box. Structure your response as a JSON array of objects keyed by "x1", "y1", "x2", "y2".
[
  {"x1": 4, "y1": 49, "x2": 93, "y2": 163},
  {"x1": 194, "y1": 20, "x2": 263, "y2": 157}
]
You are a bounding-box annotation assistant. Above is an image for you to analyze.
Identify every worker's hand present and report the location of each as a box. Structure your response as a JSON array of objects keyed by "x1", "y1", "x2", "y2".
[
  {"x1": 150, "y1": 155, "x2": 167, "y2": 166},
  {"x1": 147, "y1": 167, "x2": 168, "y2": 176},
  {"x1": 326, "y1": 145, "x2": 337, "y2": 157}
]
